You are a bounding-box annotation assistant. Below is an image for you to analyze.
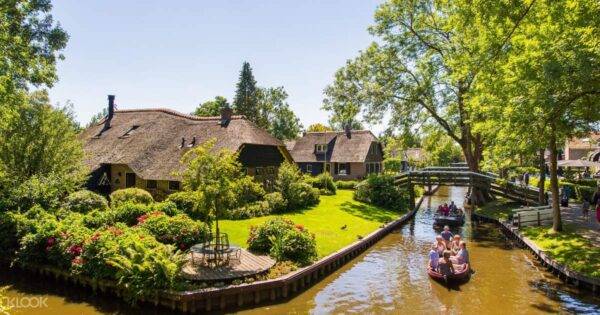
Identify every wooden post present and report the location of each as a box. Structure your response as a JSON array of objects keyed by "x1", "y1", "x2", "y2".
[
  {"x1": 408, "y1": 174, "x2": 416, "y2": 210},
  {"x1": 537, "y1": 211, "x2": 541, "y2": 226}
]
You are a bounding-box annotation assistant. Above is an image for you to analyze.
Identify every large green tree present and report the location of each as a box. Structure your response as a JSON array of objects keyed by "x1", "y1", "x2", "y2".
[
  {"x1": 323, "y1": 0, "x2": 536, "y2": 204},
  {"x1": 258, "y1": 87, "x2": 303, "y2": 141},
  {"x1": 233, "y1": 62, "x2": 260, "y2": 125},
  {"x1": 193, "y1": 96, "x2": 229, "y2": 117},
  {"x1": 306, "y1": 123, "x2": 333, "y2": 132},
  {"x1": 474, "y1": 0, "x2": 600, "y2": 231},
  {"x1": 0, "y1": 90, "x2": 87, "y2": 210},
  {"x1": 0, "y1": 0, "x2": 68, "y2": 92}
]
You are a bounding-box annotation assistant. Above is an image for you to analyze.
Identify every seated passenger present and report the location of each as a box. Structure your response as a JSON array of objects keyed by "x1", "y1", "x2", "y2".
[
  {"x1": 449, "y1": 201, "x2": 458, "y2": 213},
  {"x1": 451, "y1": 241, "x2": 470, "y2": 265},
  {"x1": 428, "y1": 244, "x2": 439, "y2": 270},
  {"x1": 450, "y1": 235, "x2": 461, "y2": 254},
  {"x1": 435, "y1": 235, "x2": 446, "y2": 255},
  {"x1": 440, "y1": 225, "x2": 453, "y2": 245},
  {"x1": 437, "y1": 205, "x2": 444, "y2": 214},
  {"x1": 438, "y1": 250, "x2": 455, "y2": 277},
  {"x1": 441, "y1": 203, "x2": 450, "y2": 216}
]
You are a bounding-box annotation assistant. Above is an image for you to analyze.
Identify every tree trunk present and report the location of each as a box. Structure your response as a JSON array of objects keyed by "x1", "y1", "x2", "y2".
[
  {"x1": 548, "y1": 126, "x2": 562, "y2": 232},
  {"x1": 537, "y1": 148, "x2": 547, "y2": 205},
  {"x1": 462, "y1": 141, "x2": 492, "y2": 206}
]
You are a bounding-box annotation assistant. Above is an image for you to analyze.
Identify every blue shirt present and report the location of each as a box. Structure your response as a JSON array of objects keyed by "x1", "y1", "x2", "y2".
[{"x1": 441, "y1": 230, "x2": 453, "y2": 241}]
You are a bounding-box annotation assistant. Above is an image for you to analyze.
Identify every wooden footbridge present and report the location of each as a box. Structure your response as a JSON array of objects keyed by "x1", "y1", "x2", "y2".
[{"x1": 395, "y1": 166, "x2": 544, "y2": 207}]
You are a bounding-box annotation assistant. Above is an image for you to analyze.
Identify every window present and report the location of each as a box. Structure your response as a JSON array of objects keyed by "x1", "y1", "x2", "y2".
[
  {"x1": 306, "y1": 164, "x2": 312, "y2": 173},
  {"x1": 125, "y1": 173, "x2": 136, "y2": 188},
  {"x1": 120, "y1": 125, "x2": 139, "y2": 138},
  {"x1": 146, "y1": 180, "x2": 157, "y2": 189},
  {"x1": 338, "y1": 163, "x2": 347, "y2": 175},
  {"x1": 315, "y1": 144, "x2": 327, "y2": 152},
  {"x1": 169, "y1": 181, "x2": 180, "y2": 191},
  {"x1": 367, "y1": 162, "x2": 382, "y2": 174},
  {"x1": 256, "y1": 167, "x2": 263, "y2": 175}
]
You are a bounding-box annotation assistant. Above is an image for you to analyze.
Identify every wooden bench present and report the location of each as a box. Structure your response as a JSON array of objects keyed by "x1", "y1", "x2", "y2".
[{"x1": 513, "y1": 207, "x2": 553, "y2": 227}]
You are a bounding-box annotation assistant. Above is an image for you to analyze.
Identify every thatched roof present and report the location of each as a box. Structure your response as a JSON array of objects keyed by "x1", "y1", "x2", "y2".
[
  {"x1": 289, "y1": 130, "x2": 379, "y2": 163},
  {"x1": 79, "y1": 108, "x2": 285, "y2": 181}
]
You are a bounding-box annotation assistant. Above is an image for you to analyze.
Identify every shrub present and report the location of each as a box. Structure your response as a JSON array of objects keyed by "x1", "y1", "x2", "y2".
[
  {"x1": 247, "y1": 218, "x2": 295, "y2": 253},
  {"x1": 232, "y1": 176, "x2": 266, "y2": 207},
  {"x1": 383, "y1": 157, "x2": 403, "y2": 174},
  {"x1": 0, "y1": 212, "x2": 37, "y2": 258},
  {"x1": 138, "y1": 212, "x2": 209, "y2": 250},
  {"x1": 16, "y1": 216, "x2": 60, "y2": 265},
  {"x1": 247, "y1": 218, "x2": 317, "y2": 265},
  {"x1": 63, "y1": 190, "x2": 109, "y2": 214},
  {"x1": 270, "y1": 226, "x2": 317, "y2": 266},
  {"x1": 335, "y1": 180, "x2": 358, "y2": 190},
  {"x1": 166, "y1": 191, "x2": 210, "y2": 222},
  {"x1": 264, "y1": 192, "x2": 287, "y2": 213},
  {"x1": 153, "y1": 201, "x2": 181, "y2": 216},
  {"x1": 355, "y1": 174, "x2": 409, "y2": 210},
  {"x1": 309, "y1": 173, "x2": 337, "y2": 195},
  {"x1": 110, "y1": 188, "x2": 153, "y2": 208},
  {"x1": 287, "y1": 182, "x2": 320, "y2": 210},
  {"x1": 79, "y1": 224, "x2": 184, "y2": 300},
  {"x1": 576, "y1": 185, "x2": 596, "y2": 202},
  {"x1": 227, "y1": 201, "x2": 271, "y2": 220},
  {"x1": 82, "y1": 209, "x2": 116, "y2": 229},
  {"x1": 113, "y1": 203, "x2": 154, "y2": 226}
]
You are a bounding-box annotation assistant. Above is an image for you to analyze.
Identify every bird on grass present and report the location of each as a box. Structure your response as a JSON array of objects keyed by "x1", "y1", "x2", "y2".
[
  {"x1": 341, "y1": 224, "x2": 347, "y2": 230},
  {"x1": 357, "y1": 235, "x2": 363, "y2": 240}
]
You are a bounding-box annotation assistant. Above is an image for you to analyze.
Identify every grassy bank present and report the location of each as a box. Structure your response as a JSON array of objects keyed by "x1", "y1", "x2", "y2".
[
  {"x1": 522, "y1": 225, "x2": 600, "y2": 278},
  {"x1": 220, "y1": 190, "x2": 404, "y2": 257},
  {"x1": 474, "y1": 197, "x2": 522, "y2": 220}
]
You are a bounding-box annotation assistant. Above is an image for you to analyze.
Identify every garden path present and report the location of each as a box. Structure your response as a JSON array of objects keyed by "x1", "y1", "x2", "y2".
[{"x1": 561, "y1": 203, "x2": 600, "y2": 246}]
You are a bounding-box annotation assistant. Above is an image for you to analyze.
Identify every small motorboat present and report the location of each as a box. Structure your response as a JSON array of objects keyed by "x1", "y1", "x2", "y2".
[
  {"x1": 428, "y1": 263, "x2": 470, "y2": 283},
  {"x1": 434, "y1": 212, "x2": 465, "y2": 226}
]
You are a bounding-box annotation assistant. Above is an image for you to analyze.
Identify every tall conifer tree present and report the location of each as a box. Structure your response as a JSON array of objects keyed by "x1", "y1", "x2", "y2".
[{"x1": 233, "y1": 62, "x2": 259, "y2": 123}]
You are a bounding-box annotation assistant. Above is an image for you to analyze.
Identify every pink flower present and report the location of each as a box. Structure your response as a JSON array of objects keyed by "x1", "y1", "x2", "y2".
[
  {"x1": 72, "y1": 257, "x2": 84, "y2": 266},
  {"x1": 68, "y1": 245, "x2": 83, "y2": 256},
  {"x1": 46, "y1": 237, "x2": 56, "y2": 247}
]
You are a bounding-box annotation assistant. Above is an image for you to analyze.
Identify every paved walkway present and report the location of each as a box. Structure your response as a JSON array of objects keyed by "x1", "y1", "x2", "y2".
[{"x1": 561, "y1": 203, "x2": 600, "y2": 246}]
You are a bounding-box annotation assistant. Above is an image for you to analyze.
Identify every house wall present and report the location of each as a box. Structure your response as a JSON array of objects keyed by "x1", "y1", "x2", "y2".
[
  {"x1": 108, "y1": 164, "x2": 180, "y2": 201},
  {"x1": 566, "y1": 148, "x2": 594, "y2": 160},
  {"x1": 298, "y1": 162, "x2": 324, "y2": 176}
]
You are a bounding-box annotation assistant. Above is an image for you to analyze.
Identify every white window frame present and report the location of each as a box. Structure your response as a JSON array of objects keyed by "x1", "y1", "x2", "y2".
[{"x1": 307, "y1": 164, "x2": 312, "y2": 173}]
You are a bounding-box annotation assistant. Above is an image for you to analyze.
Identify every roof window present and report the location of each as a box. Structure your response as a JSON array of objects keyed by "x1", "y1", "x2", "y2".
[{"x1": 120, "y1": 125, "x2": 139, "y2": 138}]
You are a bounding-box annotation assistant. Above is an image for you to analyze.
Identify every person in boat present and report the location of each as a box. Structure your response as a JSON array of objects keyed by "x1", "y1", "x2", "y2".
[
  {"x1": 429, "y1": 243, "x2": 440, "y2": 271},
  {"x1": 438, "y1": 250, "x2": 455, "y2": 277},
  {"x1": 449, "y1": 201, "x2": 458, "y2": 213},
  {"x1": 440, "y1": 225, "x2": 453, "y2": 246},
  {"x1": 451, "y1": 241, "x2": 470, "y2": 265},
  {"x1": 441, "y1": 203, "x2": 450, "y2": 216},
  {"x1": 450, "y1": 235, "x2": 461, "y2": 254},
  {"x1": 435, "y1": 235, "x2": 446, "y2": 255},
  {"x1": 437, "y1": 205, "x2": 444, "y2": 215}
]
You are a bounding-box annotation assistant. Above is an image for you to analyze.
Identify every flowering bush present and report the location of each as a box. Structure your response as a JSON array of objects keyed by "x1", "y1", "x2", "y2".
[
  {"x1": 113, "y1": 203, "x2": 154, "y2": 226},
  {"x1": 138, "y1": 212, "x2": 209, "y2": 250},
  {"x1": 0, "y1": 211, "x2": 37, "y2": 258},
  {"x1": 165, "y1": 191, "x2": 209, "y2": 222},
  {"x1": 110, "y1": 188, "x2": 154, "y2": 208},
  {"x1": 247, "y1": 217, "x2": 295, "y2": 253},
  {"x1": 82, "y1": 209, "x2": 116, "y2": 229},
  {"x1": 63, "y1": 190, "x2": 109, "y2": 214}
]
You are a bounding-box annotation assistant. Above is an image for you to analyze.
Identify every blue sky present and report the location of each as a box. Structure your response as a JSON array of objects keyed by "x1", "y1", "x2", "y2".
[{"x1": 48, "y1": 0, "x2": 382, "y2": 131}]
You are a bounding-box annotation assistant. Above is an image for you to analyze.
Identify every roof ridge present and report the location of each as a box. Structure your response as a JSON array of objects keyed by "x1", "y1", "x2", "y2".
[
  {"x1": 114, "y1": 108, "x2": 245, "y2": 121},
  {"x1": 305, "y1": 130, "x2": 372, "y2": 134}
]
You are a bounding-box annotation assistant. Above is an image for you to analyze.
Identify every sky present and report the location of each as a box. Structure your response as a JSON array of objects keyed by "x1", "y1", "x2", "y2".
[{"x1": 47, "y1": 0, "x2": 383, "y2": 132}]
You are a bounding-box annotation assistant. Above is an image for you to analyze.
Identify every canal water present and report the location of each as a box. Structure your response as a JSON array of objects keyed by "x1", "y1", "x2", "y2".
[{"x1": 1, "y1": 186, "x2": 599, "y2": 314}]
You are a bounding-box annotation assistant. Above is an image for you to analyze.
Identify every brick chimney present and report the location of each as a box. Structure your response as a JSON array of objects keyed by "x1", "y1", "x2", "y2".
[
  {"x1": 104, "y1": 95, "x2": 115, "y2": 130},
  {"x1": 220, "y1": 106, "x2": 233, "y2": 126},
  {"x1": 344, "y1": 122, "x2": 352, "y2": 138}
]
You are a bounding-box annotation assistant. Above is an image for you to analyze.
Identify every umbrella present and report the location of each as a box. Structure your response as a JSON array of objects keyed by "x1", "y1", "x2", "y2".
[{"x1": 556, "y1": 159, "x2": 600, "y2": 168}]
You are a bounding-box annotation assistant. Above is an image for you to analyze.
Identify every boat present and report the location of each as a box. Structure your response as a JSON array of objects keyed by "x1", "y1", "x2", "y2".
[
  {"x1": 428, "y1": 263, "x2": 470, "y2": 283},
  {"x1": 433, "y1": 212, "x2": 465, "y2": 226}
]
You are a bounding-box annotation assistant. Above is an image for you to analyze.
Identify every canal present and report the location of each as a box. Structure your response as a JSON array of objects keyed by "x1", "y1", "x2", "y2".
[{"x1": 1, "y1": 186, "x2": 599, "y2": 314}]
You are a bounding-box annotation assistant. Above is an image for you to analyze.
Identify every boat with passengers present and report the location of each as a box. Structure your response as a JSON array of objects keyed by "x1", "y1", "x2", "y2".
[{"x1": 433, "y1": 201, "x2": 465, "y2": 226}]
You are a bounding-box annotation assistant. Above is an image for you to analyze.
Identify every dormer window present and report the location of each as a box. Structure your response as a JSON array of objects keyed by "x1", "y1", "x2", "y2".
[
  {"x1": 315, "y1": 144, "x2": 327, "y2": 152},
  {"x1": 120, "y1": 125, "x2": 139, "y2": 138}
]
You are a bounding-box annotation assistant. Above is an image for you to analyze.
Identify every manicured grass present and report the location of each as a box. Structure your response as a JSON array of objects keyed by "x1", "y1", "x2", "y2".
[
  {"x1": 474, "y1": 197, "x2": 522, "y2": 220},
  {"x1": 522, "y1": 225, "x2": 600, "y2": 278},
  {"x1": 219, "y1": 190, "x2": 405, "y2": 258}
]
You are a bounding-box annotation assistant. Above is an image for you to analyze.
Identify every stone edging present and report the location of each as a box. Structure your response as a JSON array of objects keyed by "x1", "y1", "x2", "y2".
[{"x1": 471, "y1": 212, "x2": 600, "y2": 294}]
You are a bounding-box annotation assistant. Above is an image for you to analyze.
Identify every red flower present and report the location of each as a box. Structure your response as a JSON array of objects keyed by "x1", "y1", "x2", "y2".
[
  {"x1": 137, "y1": 214, "x2": 149, "y2": 224},
  {"x1": 90, "y1": 233, "x2": 101, "y2": 242},
  {"x1": 72, "y1": 257, "x2": 84, "y2": 266},
  {"x1": 295, "y1": 224, "x2": 305, "y2": 231},
  {"x1": 46, "y1": 237, "x2": 56, "y2": 247},
  {"x1": 179, "y1": 243, "x2": 186, "y2": 250},
  {"x1": 68, "y1": 244, "x2": 83, "y2": 256}
]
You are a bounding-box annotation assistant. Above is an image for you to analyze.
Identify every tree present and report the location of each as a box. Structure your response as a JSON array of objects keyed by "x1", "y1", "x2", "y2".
[
  {"x1": 306, "y1": 123, "x2": 333, "y2": 132},
  {"x1": 323, "y1": 0, "x2": 536, "y2": 204},
  {"x1": 193, "y1": 96, "x2": 229, "y2": 117},
  {"x1": 475, "y1": 0, "x2": 600, "y2": 231},
  {"x1": 0, "y1": 90, "x2": 87, "y2": 210},
  {"x1": 421, "y1": 125, "x2": 462, "y2": 166},
  {"x1": 258, "y1": 87, "x2": 303, "y2": 140},
  {"x1": 180, "y1": 140, "x2": 241, "y2": 256},
  {"x1": 233, "y1": 62, "x2": 260, "y2": 125},
  {"x1": 0, "y1": 0, "x2": 68, "y2": 92}
]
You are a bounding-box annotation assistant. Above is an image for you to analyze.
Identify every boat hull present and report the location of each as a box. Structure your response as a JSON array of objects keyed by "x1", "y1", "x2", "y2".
[
  {"x1": 428, "y1": 263, "x2": 470, "y2": 283},
  {"x1": 433, "y1": 214, "x2": 465, "y2": 226}
]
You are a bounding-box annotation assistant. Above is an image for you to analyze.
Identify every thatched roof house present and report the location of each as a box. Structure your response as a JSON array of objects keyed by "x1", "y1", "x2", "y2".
[
  {"x1": 80, "y1": 96, "x2": 292, "y2": 198},
  {"x1": 287, "y1": 129, "x2": 383, "y2": 180}
]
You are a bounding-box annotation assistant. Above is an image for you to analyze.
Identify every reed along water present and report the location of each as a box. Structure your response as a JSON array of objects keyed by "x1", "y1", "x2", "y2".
[{"x1": 1, "y1": 186, "x2": 599, "y2": 314}]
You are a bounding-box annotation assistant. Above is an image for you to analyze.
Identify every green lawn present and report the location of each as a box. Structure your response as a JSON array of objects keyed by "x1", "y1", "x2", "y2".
[
  {"x1": 522, "y1": 225, "x2": 600, "y2": 278},
  {"x1": 219, "y1": 190, "x2": 404, "y2": 258},
  {"x1": 474, "y1": 197, "x2": 522, "y2": 220}
]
